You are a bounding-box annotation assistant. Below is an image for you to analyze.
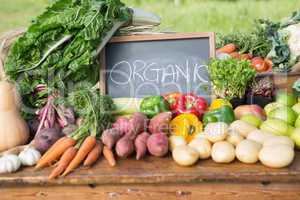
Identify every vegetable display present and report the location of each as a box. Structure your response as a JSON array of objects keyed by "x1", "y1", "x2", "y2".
[{"x1": 1, "y1": 0, "x2": 300, "y2": 180}]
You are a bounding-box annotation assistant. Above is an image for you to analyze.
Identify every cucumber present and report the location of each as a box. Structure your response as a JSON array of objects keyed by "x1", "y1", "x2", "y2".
[{"x1": 113, "y1": 98, "x2": 142, "y2": 116}]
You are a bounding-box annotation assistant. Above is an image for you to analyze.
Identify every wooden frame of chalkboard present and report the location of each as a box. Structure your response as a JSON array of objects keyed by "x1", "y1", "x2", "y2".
[{"x1": 99, "y1": 32, "x2": 215, "y2": 96}]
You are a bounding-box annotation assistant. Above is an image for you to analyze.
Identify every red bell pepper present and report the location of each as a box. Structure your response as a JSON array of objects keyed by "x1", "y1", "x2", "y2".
[
  {"x1": 163, "y1": 92, "x2": 181, "y2": 111},
  {"x1": 176, "y1": 93, "x2": 207, "y2": 118}
]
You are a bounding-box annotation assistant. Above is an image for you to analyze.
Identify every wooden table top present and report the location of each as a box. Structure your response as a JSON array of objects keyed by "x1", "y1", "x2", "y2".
[{"x1": 0, "y1": 151, "x2": 300, "y2": 186}]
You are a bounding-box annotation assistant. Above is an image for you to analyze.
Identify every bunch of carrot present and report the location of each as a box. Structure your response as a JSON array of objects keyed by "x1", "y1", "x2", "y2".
[{"x1": 35, "y1": 134, "x2": 116, "y2": 179}]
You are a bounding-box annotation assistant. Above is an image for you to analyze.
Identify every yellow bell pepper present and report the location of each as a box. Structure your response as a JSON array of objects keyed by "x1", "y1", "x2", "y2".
[
  {"x1": 209, "y1": 98, "x2": 232, "y2": 110},
  {"x1": 170, "y1": 114, "x2": 203, "y2": 142}
]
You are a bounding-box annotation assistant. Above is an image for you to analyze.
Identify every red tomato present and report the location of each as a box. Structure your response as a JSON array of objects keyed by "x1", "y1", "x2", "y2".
[
  {"x1": 264, "y1": 58, "x2": 273, "y2": 71},
  {"x1": 251, "y1": 57, "x2": 268, "y2": 72}
]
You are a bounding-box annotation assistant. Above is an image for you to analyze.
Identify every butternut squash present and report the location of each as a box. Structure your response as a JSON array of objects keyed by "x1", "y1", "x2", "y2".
[{"x1": 0, "y1": 81, "x2": 29, "y2": 152}]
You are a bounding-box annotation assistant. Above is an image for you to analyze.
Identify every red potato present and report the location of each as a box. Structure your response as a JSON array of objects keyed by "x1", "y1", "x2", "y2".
[
  {"x1": 147, "y1": 133, "x2": 169, "y2": 157},
  {"x1": 126, "y1": 112, "x2": 148, "y2": 140},
  {"x1": 101, "y1": 128, "x2": 123, "y2": 149},
  {"x1": 135, "y1": 132, "x2": 150, "y2": 160},
  {"x1": 148, "y1": 112, "x2": 172, "y2": 134},
  {"x1": 112, "y1": 117, "x2": 130, "y2": 135},
  {"x1": 234, "y1": 105, "x2": 266, "y2": 120},
  {"x1": 116, "y1": 136, "x2": 135, "y2": 158}
]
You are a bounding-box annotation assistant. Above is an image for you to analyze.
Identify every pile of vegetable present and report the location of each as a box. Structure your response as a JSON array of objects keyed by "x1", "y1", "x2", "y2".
[
  {"x1": 170, "y1": 97, "x2": 298, "y2": 168},
  {"x1": 217, "y1": 10, "x2": 300, "y2": 72}
]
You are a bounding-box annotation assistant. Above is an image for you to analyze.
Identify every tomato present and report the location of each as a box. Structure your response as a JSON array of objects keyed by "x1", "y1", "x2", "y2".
[
  {"x1": 251, "y1": 57, "x2": 268, "y2": 72},
  {"x1": 264, "y1": 58, "x2": 273, "y2": 71}
]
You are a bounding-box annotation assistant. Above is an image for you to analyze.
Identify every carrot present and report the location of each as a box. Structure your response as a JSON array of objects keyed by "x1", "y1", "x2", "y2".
[
  {"x1": 103, "y1": 145, "x2": 116, "y2": 167},
  {"x1": 83, "y1": 141, "x2": 103, "y2": 167},
  {"x1": 217, "y1": 43, "x2": 236, "y2": 54},
  {"x1": 48, "y1": 146, "x2": 77, "y2": 180},
  {"x1": 35, "y1": 137, "x2": 76, "y2": 170},
  {"x1": 62, "y1": 136, "x2": 96, "y2": 176}
]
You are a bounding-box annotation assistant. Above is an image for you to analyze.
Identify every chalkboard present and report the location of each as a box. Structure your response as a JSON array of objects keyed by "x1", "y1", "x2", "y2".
[{"x1": 100, "y1": 33, "x2": 215, "y2": 102}]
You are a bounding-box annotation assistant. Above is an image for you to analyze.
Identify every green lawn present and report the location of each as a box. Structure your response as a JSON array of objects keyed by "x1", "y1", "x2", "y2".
[{"x1": 0, "y1": 0, "x2": 300, "y2": 34}]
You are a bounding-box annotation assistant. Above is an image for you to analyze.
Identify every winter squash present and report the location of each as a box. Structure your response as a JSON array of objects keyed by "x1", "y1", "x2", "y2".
[{"x1": 0, "y1": 81, "x2": 29, "y2": 152}]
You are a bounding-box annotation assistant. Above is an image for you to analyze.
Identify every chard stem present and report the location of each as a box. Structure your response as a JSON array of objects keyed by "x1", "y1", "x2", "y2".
[{"x1": 17, "y1": 35, "x2": 72, "y2": 73}]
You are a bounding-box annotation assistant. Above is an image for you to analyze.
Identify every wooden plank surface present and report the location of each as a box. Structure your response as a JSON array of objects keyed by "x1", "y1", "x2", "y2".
[
  {"x1": 1, "y1": 182, "x2": 300, "y2": 200},
  {"x1": 0, "y1": 151, "x2": 300, "y2": 186}
]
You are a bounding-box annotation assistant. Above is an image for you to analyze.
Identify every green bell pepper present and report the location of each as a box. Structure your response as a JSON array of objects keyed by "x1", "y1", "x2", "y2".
[
  {"x1": 140, "y1": 96, "x2": 170, "y2": 118},
  {"x1": 203, "y1": 105, "x2": 235, "y2": 126}
]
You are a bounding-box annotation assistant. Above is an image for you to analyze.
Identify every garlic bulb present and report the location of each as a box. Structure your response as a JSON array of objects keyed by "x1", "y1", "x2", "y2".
[
  {"x1": 18, "y1": 147, "x2": 41, "y2": 166},
  {"x1": 0, "y1": 154, "x2": 21, "y2": 173}
]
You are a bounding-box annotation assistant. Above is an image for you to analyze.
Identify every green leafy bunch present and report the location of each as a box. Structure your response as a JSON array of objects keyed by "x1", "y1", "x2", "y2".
[
  {"x1": 5, "y1": 0, "x2": 132, "y2": 111},
  {"x1": 209, "y1": 58, "x2": 256, "y2": 100}
]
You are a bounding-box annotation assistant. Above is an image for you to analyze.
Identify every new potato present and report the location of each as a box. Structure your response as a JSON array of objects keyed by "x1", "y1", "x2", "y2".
[
  {"x1": 259, "y1": 145, "x2": 295, "y2": 168},
  {"x1": 172, "y1": 145, "x2": 199, "y2": 166},
  {"x1": 189, "y1": 138, "x2": 211, "y2": 159},
  {"x1": 263, "y1": 136, "x2": 294, "y2": 148},
  {"x1": 204, "y1": 122, "x2": 229, "y2": 143},
  {"x1": 247, "y1": 129, "x2": 274, "y2": 144},
  {"x1": 229, "y1": 120, "x2": 257, "y2": 137},
  {"x1": 235, "y1": 139, "x2": 262, "y2": 164},
  {"x1": 211, "y1": 141, "x2": 235, "y2": 163},
  {"x1": 226, "y1": 129, "x2": 244, "y2": 146}
]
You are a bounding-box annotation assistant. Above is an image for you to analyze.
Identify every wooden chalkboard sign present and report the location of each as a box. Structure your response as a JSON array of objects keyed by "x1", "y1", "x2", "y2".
[{"x1": 100, "y1": 33, "x2": 215, "y2": 101}]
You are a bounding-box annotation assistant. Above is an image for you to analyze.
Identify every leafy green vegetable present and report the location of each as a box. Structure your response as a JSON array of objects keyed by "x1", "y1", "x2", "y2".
[
  {"x1": 5, "y1": 0, "x2": 132, "y2": 116},
  {"x1": 256, "y1": 11, "x2": 300, "y2": 72},
  {"x1": 216, "y1": 23, "x2": 272, "y2": 58},
  {"x1": 209, "y1": 58, "x2": 256, "y2": 100}
]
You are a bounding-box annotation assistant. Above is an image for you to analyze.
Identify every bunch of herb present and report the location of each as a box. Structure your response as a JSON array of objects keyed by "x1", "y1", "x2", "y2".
[
  {"x1": 209, "y1": 58, "x2": 256, "y2": 100},
  {"x1": 4, "y1": 0, "x2": 132, "y2": 118},
  {"x1": 216, "y1": 26, "x2": 272, "y2": 58},
  {"x1": 59, "y1": 82, "x2": 116, "y2": 138}
]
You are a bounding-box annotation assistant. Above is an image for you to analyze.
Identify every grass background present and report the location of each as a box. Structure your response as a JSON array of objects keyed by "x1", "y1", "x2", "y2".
[{"x1": 0, "y1": 0, "x2": 300, "y2": 34}]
